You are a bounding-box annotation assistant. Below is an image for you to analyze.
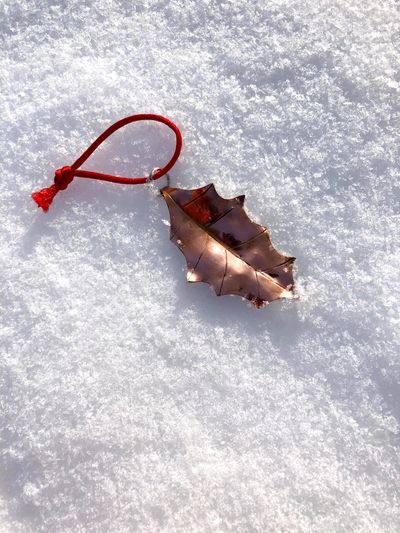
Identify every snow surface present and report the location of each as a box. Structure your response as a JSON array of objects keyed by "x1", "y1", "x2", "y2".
[{"x1": 1, "y1": 0, "x2": 399, "y2": 531}]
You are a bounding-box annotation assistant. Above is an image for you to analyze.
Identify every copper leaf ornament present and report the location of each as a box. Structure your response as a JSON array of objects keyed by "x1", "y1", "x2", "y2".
[{"x1": 161, "y1": 184, "x2": 295, "y2": 308}]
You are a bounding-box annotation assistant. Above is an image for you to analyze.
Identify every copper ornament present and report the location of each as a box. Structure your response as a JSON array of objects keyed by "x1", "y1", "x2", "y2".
[{"x1": 161, "y1": 183, "x2": 295, "y2": 308}]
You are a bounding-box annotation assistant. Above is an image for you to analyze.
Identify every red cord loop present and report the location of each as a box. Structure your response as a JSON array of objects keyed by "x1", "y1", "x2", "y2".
[{"x1": 31, "y1": 114, "x2": 182, "y2": 212}]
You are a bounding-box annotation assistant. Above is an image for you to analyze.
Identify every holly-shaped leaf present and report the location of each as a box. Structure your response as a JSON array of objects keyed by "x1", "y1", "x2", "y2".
[{"x1": 161, "y1": 184, "x2": 295, "y2": 308}]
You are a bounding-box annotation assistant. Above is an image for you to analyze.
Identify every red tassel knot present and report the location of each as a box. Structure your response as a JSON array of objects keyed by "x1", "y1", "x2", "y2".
[
  {"x1": 54, "y1": 166, "x2": 74, "y2": 190},
  {"x1": 31, "y1": 166, "x2": 75, "y2": 212}
]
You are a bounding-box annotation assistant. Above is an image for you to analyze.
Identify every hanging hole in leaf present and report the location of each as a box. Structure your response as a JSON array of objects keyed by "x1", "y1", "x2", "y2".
[{"x1": 147, "y1": 167, "x2": 171, "y2": 196}]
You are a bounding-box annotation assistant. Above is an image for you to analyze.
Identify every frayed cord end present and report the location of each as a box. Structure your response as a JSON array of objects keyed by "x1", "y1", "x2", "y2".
[{"x1": 31, "y1": 184, "x2": 58, "y2": 212}]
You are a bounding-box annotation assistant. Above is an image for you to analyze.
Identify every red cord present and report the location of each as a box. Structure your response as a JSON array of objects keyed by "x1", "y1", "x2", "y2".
[{"x1": 31, "y1": 114, "x2": 182, "y2": 212}]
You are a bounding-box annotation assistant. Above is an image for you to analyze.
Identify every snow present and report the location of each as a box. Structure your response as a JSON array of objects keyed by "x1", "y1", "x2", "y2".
[{"x1": 1, "y1": 0, "x2": 399, "y2": 531}]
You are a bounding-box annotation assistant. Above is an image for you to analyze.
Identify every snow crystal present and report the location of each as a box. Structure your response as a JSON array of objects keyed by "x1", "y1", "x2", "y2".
[{"x1": 1, "y1": 0, "x2": 399, "y2": 531}]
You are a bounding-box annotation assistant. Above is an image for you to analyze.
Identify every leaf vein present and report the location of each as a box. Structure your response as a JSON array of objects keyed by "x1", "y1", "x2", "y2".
[{"x1": 218, "y1": 249, "x2": 228, "y2": 295}]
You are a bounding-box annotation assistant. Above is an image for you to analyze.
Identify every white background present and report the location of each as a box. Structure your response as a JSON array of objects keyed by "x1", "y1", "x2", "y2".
[{"x1": 1, "y1": 0, "x2": 399, "y2": 531}]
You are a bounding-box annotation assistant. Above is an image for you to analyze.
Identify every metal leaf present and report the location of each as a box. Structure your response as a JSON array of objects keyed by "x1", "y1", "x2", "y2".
[{"x1": 161, "y1": 183, "x2": 295, "y2": 308}]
